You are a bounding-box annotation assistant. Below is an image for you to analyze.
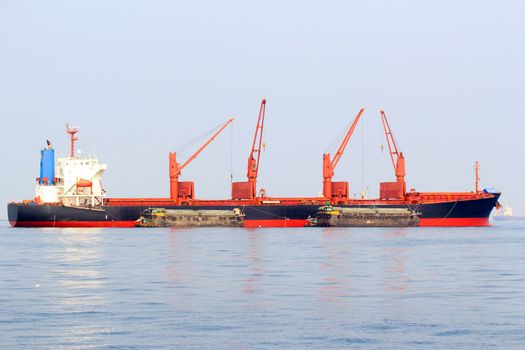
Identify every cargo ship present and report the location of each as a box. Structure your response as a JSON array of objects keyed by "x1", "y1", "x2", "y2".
[{"x1": 7, "y1": 100, "x2": 501, "y2": 228}]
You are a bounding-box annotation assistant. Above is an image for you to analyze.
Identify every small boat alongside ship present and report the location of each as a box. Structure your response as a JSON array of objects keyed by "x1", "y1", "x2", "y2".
[
  {"x1": 7, "y1": 100, "x2": 501, "y2": 228},
  {"x1": 135, "y1": 208, "x2": 245, "y2": 227},
  {"x1": 308, "y1": 206, "x2": 421, "y2": 227}
]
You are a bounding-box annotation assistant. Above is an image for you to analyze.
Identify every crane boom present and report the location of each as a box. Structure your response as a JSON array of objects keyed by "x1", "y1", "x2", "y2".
[
  {"x1": 177, "y1": 118, "x2": 235, "y2": 176},
  {"x1": 247, "y1": 98, "x2": 266, "y2": 182},
  {"x1": 330, "y1": 108, "x2": 364, "y2": 175},
  {"x1": 169, "y1": 118, "x2": 234, "y2": 201},
  {"x1": 380, "y1": 110, "x2": 400, "y2": 172},
  {"x1": 230, "y1": 99, "x2": 267, "y2": 202},
  {"x1": 322, "y1": 108, "x2": 364, "y2": 199},
  {"x1": 380, "y1": 110, "x2": 406, "y2": 197}
]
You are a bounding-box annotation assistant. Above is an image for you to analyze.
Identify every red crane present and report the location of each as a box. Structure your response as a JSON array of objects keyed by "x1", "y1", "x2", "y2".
[
  {"x1": 379, "y1": 110, "x2": 406, "y2": 197},
  {"x1": 247, "y1": 99, "x2": 266, "y2": 194},
  {"x1": 322, "y1": 108, "x2": 365, "y2": 200},
  {"x1": 232, "y1": 99, "x2": 266, "y2": 201},
  {"x1": 169, "y1": 118, "x2": 234, "y2": 204}
]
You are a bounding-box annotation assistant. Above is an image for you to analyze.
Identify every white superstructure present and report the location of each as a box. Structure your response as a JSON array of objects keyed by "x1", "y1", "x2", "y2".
[
  {"x1": 34, "y1": 126, "x2": 107, "y2": 207},
  {"x1": 35, "y1": 155, "x2": 107, "y2": 206}
]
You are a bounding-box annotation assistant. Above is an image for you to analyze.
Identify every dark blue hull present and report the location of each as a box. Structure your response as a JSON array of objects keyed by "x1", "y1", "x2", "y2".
[{"x1": 8, "y1": 193, "x2": 500, "y2": 227}]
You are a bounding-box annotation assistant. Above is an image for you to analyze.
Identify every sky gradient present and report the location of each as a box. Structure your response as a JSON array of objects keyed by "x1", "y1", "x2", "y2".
[{"x1": 1, "y1": 0, "x2": 524, "y2": 218}]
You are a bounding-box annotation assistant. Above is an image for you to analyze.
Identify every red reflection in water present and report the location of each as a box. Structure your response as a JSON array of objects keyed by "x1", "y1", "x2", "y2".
[
  {"x1": 166, "y1": 228, "x2": 180, "y2": 282},
  {"x1": 244, "y1": 231, "x2": 263, "y2": 296},
  {"x1": 319, "y1": 228, "x2": 353, "y2": 304},
  {"x1": 383, "y1": 228, "x2": 409, "y2": 293}
]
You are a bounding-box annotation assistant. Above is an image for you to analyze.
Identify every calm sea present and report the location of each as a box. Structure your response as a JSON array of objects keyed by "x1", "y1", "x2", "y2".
[{"x1": 1, "y1": 220, "x2": 524, "y2": 349}]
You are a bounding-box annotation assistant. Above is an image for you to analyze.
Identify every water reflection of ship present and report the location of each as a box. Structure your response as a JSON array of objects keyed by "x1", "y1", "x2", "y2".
[
  {"x1": 243, "y1": 231, "x2": 270, "y2": 313},
  {"x1": 49, "y1": 229, "x2": 110, "y2": 343},
  {"x1": 166, "y1": 228, "x2": 180, "y2": 283},
  {"x1": 317, "y1": 227, "x2": 410, "y2": 315},
  {"x1": 381, "y1": 228, "x2": 409, "y2": 293},
  {"x1": 319, "y1": 228, "x2": 353, "y2": 305},
  {"x1": 52, "y1": 228, "x2": 105, "y2": 290},
  {"x1": 244, "y1": 231, "x2": 264, "y2": 297},
  {"x1": 167, "y1": 228, "x2": 200, "y2": 287}
]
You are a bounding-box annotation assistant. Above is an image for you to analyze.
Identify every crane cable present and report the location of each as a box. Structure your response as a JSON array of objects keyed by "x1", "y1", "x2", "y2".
[
  {"x1": 174, "y1": 120, "x2": 229, "y2": 155},
  {"x1": 325, "y1": 120, "x2": 352, "y2": 154},
  {"x1": 230, "y1": 121, "x2": 234, "y2": 183},
  {"x1": 361, "y1": 114, "x2": 365, "y2": 198}
]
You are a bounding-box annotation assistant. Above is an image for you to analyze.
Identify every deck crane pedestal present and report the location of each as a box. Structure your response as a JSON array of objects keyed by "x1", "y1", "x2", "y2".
[
  {"x1": 232, "y1": 99, "x2": 266, "y2": 203},
  {"x1": 169, "y1": 118, "x2": 234, "y2": 205},
  {"x1": 322, "y1": 108, "x2": 365, "y2": 204},
  {"x1": 379, "y1": 110, "x2": 406, "y2": 199}
]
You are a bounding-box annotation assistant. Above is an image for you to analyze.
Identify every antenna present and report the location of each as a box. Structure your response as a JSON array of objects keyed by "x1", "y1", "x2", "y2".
[
  {"x1": 475, "y1": 161, "x2": 480, "y2": 193},
  {"x1": 66, "y1": 124, "x2": 79, "y2": 159}
]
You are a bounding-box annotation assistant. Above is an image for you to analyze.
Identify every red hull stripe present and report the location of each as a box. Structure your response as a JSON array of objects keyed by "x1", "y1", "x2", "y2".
[
  {"x1": 244, "y1": 218, "x2": 491, "y2": 228},
  {"x1": 243, "y1": 219, "x2": 308, "y2": 228},
  {"x1": 11, "y1": 221, "x2": 136, "y2": 228},
  {"x1": 419, "y1": 218, "x2": 490, "y2": 227},
  {"x1": 10, "y1": 219, "x2": 310, "y2": 228},
  {"x1": 11, "y1": 217, "x2": 490, "y2": 228}
]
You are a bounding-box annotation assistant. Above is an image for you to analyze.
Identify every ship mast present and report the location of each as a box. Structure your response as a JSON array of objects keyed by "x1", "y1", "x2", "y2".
[
  {"x1": 66, "y1": 124, "x2": 79, "y2": 159},
  {"x1": 475, "y1": 160, "x2": 480, "y2": 193}
]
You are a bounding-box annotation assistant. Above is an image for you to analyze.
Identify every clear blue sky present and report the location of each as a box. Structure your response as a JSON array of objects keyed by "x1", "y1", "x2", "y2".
[{"x1": 1, "y1": 0, "x2": 523, "y2": 218}]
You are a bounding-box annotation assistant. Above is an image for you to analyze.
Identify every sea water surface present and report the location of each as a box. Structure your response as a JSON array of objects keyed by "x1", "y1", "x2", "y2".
[{"x1": 1, "y1": 220, "x2": 524, "y2": 349}]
